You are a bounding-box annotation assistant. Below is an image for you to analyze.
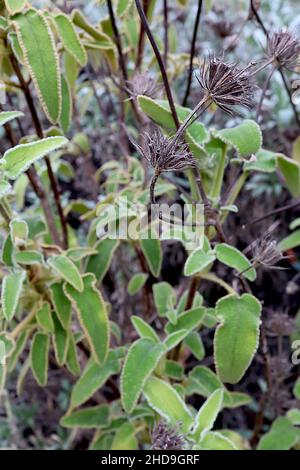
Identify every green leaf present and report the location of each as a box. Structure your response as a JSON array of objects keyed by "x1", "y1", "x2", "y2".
[
  {"x1": 59, "y1": 75, "x2": 72, "y2": 133},
  {"x1": 165, "y1": 307, "x2": 206, "y2": 335},
  {"x1": 140, "y1": 238, "x2": 162, "y2": 277},
  {"x1": 0, "y1": 110, "x2": 24, "y2": 127},
  {"x1": 214, "y1": 294, "x2": 261, "y2": 384},
  {"x1": 164, "y1": 360, "x2": 184, "y2": 380},
  {"x1": 49, "y1": 281, "x2": 72, "y2": 329},
  {"x1": 85, "y1": 238, "x2": 119, "y2": 282},
  {"x1": 131, "y1": 316, "x2": 159, "y2": 342},
  {"x1": 36, "y1": 302, "x2": 54, "y2": 333},
  {"x1": 215, "y1": 243, "x2": 256, "y2": 281},
  {"x1": 4, "y1": 0, "x2": 26, "y2": 15},
  {"x1": 186, "y1": 366, "x2": 223, "y2": 397},
  {"x1": 65, "y1": 332, "x2": 80, "y2": 376},
  {"x1": 143, "y1": 376, "x2": 193, "y2": 433},
  {"x1": 127, "y1": 272, "x2": 148, "y2": 295},
  {"x1": 14, "y1": 250, "x2": 43, "y2": 266},
  {"x1": 257, "y1": 417, "x2": 299, "y2": 450},
  {"x1": 0, "y1": 180, "x2": 11, "y2": 198},
  {"x1": 60, "y1": 405, "x2": 109, "y2": 429},
  {"x1": 277, "y1": 154, "x2": 300, "y2": 197},
  {"x1": 13, "y1": 9, "x2": 62, "y2": 123},
  {"x1": 111, "y1": 422, "x2": 138, "y2": 450},
  {"x1": 121, "y1": 338, "x2": 166, "y2": 413},
  {"x1": 153, "y1": 282, "x2": 176, "y2": 316},
  {"x1": 293, "y1": 378, "x2": 300, "y2": 399},
  {"x1": 198, "y1": 431, "x2": 237, "y2": 450},
  {"x1": 52, "y1": 312, "x2": 69, "y2": 366},
  {"x1": 164, "y1": 329, "x2": 189, "y2": 351},
  {"x1": 1, "y1": 270, "x2": 26, "y2": 321},
  {"x1": 184, "y1": 331, "x2": 205, "y2": 360},
  {"x1": 71, "y1": 351, "x2": 120, "y2": 408},
  {"x1": 116, "y1": 0, "x2": 133, "y2": 17},
  {"x1": 64, "y1": 274, "x2": 110, "y2": 364},
  {"x1": 48, "y1": 254, "x2": 83, "y2": 292},
  {"x1": 212, "y1": 120, "x2": 262, "y2": 157},
  {"x1": 30, "y1": 332, "x2": 49, "y2": 386},
  {"x1": 184, "y1": 248, "x2": 215, "y2": 276},
  {"x1": 1, "y1": 137, "x2": 68, "y2": 179},
  {"x1": 54, "y1": 13, "x2": 87, "y2": 66},
  {"x1": 279, "y1": 230, "x2": 300, "y2": 251},
  {"x1": 243, "y1": 148, "x2": 278, "y2": 173},
  {"x1": 192, "y1": 389, "x2": 224, "y2": 442}
]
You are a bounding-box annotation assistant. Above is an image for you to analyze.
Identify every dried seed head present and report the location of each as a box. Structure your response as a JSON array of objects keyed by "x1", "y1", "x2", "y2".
[
  {"x1": 209, "y1": 19, "x2": 235, "y2": 39},
  {"x1": 132, "y1": 129, "x2": 197, "y2": 173},
  {"x1": 196, "y1": 55, "x2": 256, "y2": 114},
  {"x1": 265, "y1": 311, "x2": 295, "y2": 337},
  {"x1": 151, "y1": 421, "x2": 184, "y2": 450},
  {"x1": 267, "y1": 29, "x2": 300, "y2": 71},
  {"x1": 251, "y1": 234, "x2": 284, "y2": 268},
  {"x1": 126, "y1": 72, "x2": 161, "y2": 100}
]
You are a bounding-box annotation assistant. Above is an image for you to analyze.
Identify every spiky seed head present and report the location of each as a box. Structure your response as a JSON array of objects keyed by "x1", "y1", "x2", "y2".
[
  {"x1": 267, "y1": 29, "x2": 300, "y2": 71},
  {"x1": 251, "y1": 235, "x2": 284, "y2": 268},
  {"x1": 196, "y1": 55, "x2": 256, "y2": 114},
  {"x1": 126, "y1": 72, "x2": 161, "y2": 100},
  {"x1": 131, "y1": 129, "x2": 197, "y2": 173},
  {"x1": 151, "y1": 421, "x2": 184, "y2": 450}
]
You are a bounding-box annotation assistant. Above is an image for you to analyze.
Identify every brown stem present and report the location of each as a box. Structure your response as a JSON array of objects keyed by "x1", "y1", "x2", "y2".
[
  {"x1": 134, "y1": 244, "x2": 152, "y2": 316},
  {"x1": 10, "y1": 54, "x2": 68, "y2": 248},
  {"x1": 279, "y1": 68, "x2": 300, "y2": 130},
  {"x1": 135, "y1": 0, "x2": 150, "y2": 70},
  {"x1": 250, "y1": 0, "x2": 269, "y2": 38},
  {"x1": 135, "y1": 0, "x2": 180, "y2": 129},
  {"x1": 182, "y1": 0, "x2": 203, "y2": 106},
  {"x1": 256, "y1": 65, "x2": 276, "y2": 122},
  {"x1": 244, "y1": 198, "x2": 300, "y2": 226},
  {"x1": 186, "y1": 277, "x2": 200, "y2": 310}
]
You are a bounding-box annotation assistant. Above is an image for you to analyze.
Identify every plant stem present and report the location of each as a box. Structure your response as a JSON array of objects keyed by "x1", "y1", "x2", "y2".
[
  {"x1": 135, "y1": 0, "x2": 150, "y2": 70},
  {"x1": 11, "y1": 307, "x2": 36, "y2": 339},
  {"x1": 256, "y1": 65, "x2": 276, "y2": 121},
  {"x1": 182, "y1": 0, "x2": 203, "y2": 106},
  {"x1": 210, "y1": 144, "x2": 227, "y2": 200},
  {"x1": 221, "y1": 171, "x2": 249, "y2": 224},
  {"x1": 200, "y1": 272, "x2": 236, "y2": 295}
]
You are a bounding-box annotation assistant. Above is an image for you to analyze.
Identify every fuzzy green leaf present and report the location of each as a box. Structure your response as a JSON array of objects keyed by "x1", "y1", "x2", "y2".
[
  {"x1": 215, "y1": 243, "x2": 256, "y2": 281},
  {"x1": 54, "y1": 13, "x2": 87, "y2": 66},
  {"x1": 165, "y1": 307, "x2": 206, "y2": 335},
  {"x1": 214, "y1": 294, "x2": 261, "y2": 384},
  {"x1": 184, "y1": 248, "x2": 215, "y2": 276},
  {"x1": 257, "y1": 417, "x2": 299, "y2": 450},
  {"x1": 1, "y1": 270, "x2": 26, "y2": 321},
  {"x1": 64, "y1": 274, "x2": 110, "y2": 364},
  {"x1": 36, "y1": 302, "x2": 54, "y2": 333},
  {"x1": 71, "y1": 351, "x2": 121, "y2": 408},
  {"x1": 131, "y1": 316, "x2": 159, "y2": 342},
  {"x1": 116, "y1": 0, "x2": 133, "y2": 17},
  {"x1": 60, "y1": 405, "x2": 109, "y2": 429},
  {"x1": 0, "y1": 111, "x2": 24, "y2": 127},
  {"x1": 14, "y1": 250, "x2": 43, "y2": 266},
  {"x1": 4, "y1": 0, "x2": 26, "y2": 15},
  {"x1": 85, "y1": 238, "x2": 119, "y2": 282},
  {"x1": 139, "y1": 238, "x2": 162, "y2": 277},
  {"x1": 13, "y1": 9, "x2": 62, "y2": 123},
  {"x1": 52, "y1": 312, "x2": 69, "y2": 366},
  {"x1": 153, "y1": 282, "x2": 176, "y2": 316},
  {"x1": 121, "y1": 338, "x2": 166, "y2": 413},
  {"x1": 212, "y1": 120, "x2": 262, "y2": 157},
  {"x1": 127, "y1": 272, "x2": 148, "y2": 295},
  {"x1": 49, "y1": 281, "x2": 72, "y2": 329},
  {"x1": 111, "y1": 422, "x2": 138, "y2": 450},
  {"x1": 143, "y1": 376, "x2": 193, "y2": 433},
  {"x1": 184, "y1": 331, "x2": 205, "y2": 360},
  {"x1": 243, "y1": 148, "x2": 278, "y2": 173},
  {"x1": 1, "y1": 137, "x2": 68, "y2": 179},
  {"x1": 277, "y1": 154, "x2": 300, "y2": 197},
  {"x1": 198, "y1": 432, "x2": 237, "y2": 450},
  {"x1": 30, "y1": 332, "x2": 49, "y2": 386},
  {"x1": 48, "y1": 254, "x2": 83, "y2": 292},
  {"x1": 192, "y1": 389, "x2": 224, "y2": 441},
  {"x1": 59, "y1": 75, "x2": 72, "y2": 133}
]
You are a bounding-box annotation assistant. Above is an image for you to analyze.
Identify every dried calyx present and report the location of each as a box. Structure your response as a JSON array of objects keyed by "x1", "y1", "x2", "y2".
[
  {"x1": 125, "y1": 72, "x2": 161, "y2": 100},
  {"x1": 251, "y1": 234, "x2": 284, "y2": 269},
  {"x1": 196, "y1": 55, "x2": 256, "y2": 115},
  {"x1": 151, "y1": 421, "x2": 184, "y2": 450},
  {"x1": 267, "y1": 29, "x2": 300, "y2": 72}
]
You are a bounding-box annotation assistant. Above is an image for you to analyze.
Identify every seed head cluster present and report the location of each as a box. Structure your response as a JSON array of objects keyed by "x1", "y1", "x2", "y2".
[{"x1": 267, "y1": 29, "x2": 300, "y2": 71}]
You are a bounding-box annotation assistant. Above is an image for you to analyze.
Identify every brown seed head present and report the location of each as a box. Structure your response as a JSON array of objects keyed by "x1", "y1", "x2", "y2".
[
  {"x1": 132, "y1": 129, "x2": 197, "y2": 173},
  {"x1": 126, "y1": 72, "x2": 161, "y2": 100},
  {"x1": 251, "y1": 235, "x2": 284, "y2": 268},
  {"x1": 151, "y1": 421, "x2": 184, "y2": 450},
  {"x1": 196, "y1": 55, "x2": 256, "y2": 114},
  {"x1": 267, "y1": 29, "x2": 300, "y2": 71}
]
